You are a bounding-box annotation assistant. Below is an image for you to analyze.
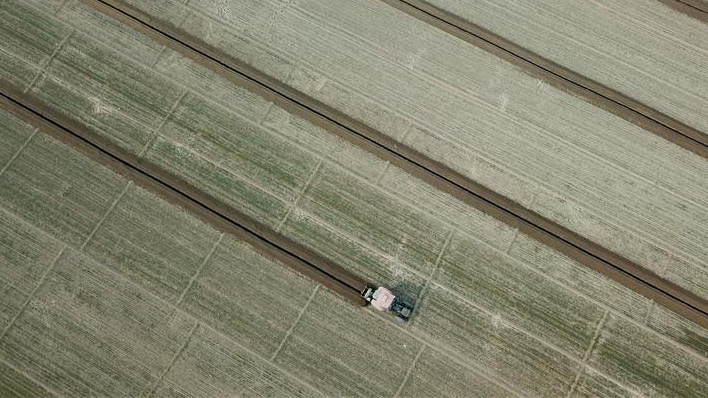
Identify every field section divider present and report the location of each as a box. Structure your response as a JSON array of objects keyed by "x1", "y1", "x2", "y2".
[
  {"x1": 0, "y1": 82, "x2": 368, "y2": 306},
  {"x1": 81, "y1": 0, "x2": 708, "y2": 328},
  {"x1": 379, "y1": 0, "x2": 708, "y2": 158},
  {"x1": 656, "y1": 0, "x2": 708, "y2": 23}
]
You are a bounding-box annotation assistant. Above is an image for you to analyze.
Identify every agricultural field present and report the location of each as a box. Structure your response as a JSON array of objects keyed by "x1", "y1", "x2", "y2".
[{"x1": 1, "y1": 0, "x2": 707, "y2": 397}]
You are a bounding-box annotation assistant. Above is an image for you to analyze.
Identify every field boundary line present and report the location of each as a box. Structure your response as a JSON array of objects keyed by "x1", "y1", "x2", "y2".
[
  {"x1": 139, "y1": 88, "x2": 188, "y2": 157},
  {"x1": 392, "y1": 344, "x2": 425, "y2": 398},
  {"x1": 409, "y1": 230, "x2": 454, "y2": 321},
  {"x1": 270, "y1": 284, "x2": 320, "y2": 361},
  {"x1": 24, "y1": 30, "x2": 74, "y2": 94},
  {"x1": 0, "y1": 245, "x2": 66, "y2": 344},
  {"x1": 0, "y1": 128, "x2": 37, "y2": 180},
  {"x1": 276, "y1": 159, "x2": 323, "y2": 232},
  {"x1": 176, "y1": 232, "x2": 225, "y2": 306},
  {"x1": 80, "y1": 180, "x2": 132, "y2": 251},
  {"x1": 146, "y1": 321, "x2": 199, "y2": 398},
  {"x1": 566, "y1": 309, "x2": 612, "y2": 397}
]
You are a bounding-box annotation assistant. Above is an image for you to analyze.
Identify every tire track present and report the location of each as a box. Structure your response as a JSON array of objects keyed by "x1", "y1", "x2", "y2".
[
  {"x1": 78, "y1": 0, "x2": 708, "y2": 328},
  {"x1": 0, "y1": 82, "x2": 368, "y2": 306}
]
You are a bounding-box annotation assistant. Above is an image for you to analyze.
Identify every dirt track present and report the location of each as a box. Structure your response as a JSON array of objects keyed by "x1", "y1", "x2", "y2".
[{"x1": 656, "y1": 0, "x2": 708, "y2": 22}]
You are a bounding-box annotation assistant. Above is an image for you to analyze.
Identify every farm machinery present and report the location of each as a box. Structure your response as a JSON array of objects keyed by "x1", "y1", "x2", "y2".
[{"x1": 362, "y1": 286, "x2": 414, "y2": 322}]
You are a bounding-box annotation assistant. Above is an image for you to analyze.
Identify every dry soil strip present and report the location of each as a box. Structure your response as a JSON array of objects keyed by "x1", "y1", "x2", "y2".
[
  {"x1": 82, "y1": 0, "x2": 708, "y2": 328},
  {"x1": 0, "y1": 83, "x2": 368, "y2": 306},
  {"x1": 656, "y1": 0, "x2": 708, "y2": 22},
  {"x1": 379, "y1": 0, "x2": 708, "y2": 157}
]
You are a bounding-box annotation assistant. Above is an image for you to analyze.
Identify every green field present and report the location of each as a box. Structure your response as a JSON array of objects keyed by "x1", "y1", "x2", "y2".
[{"x1": 1, "y1": 0, "x2": 707, "y2": 396}]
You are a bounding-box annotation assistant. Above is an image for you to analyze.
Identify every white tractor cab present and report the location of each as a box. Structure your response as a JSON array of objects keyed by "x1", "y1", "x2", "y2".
[{"x1": 361, "y1": 286, "x2": 414, "y2": 322}]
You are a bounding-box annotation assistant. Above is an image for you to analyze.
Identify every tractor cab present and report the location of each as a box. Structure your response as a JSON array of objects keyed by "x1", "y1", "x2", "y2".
[{"x1": 362, "y1": 286, "x2": 414, "y2": 322}]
